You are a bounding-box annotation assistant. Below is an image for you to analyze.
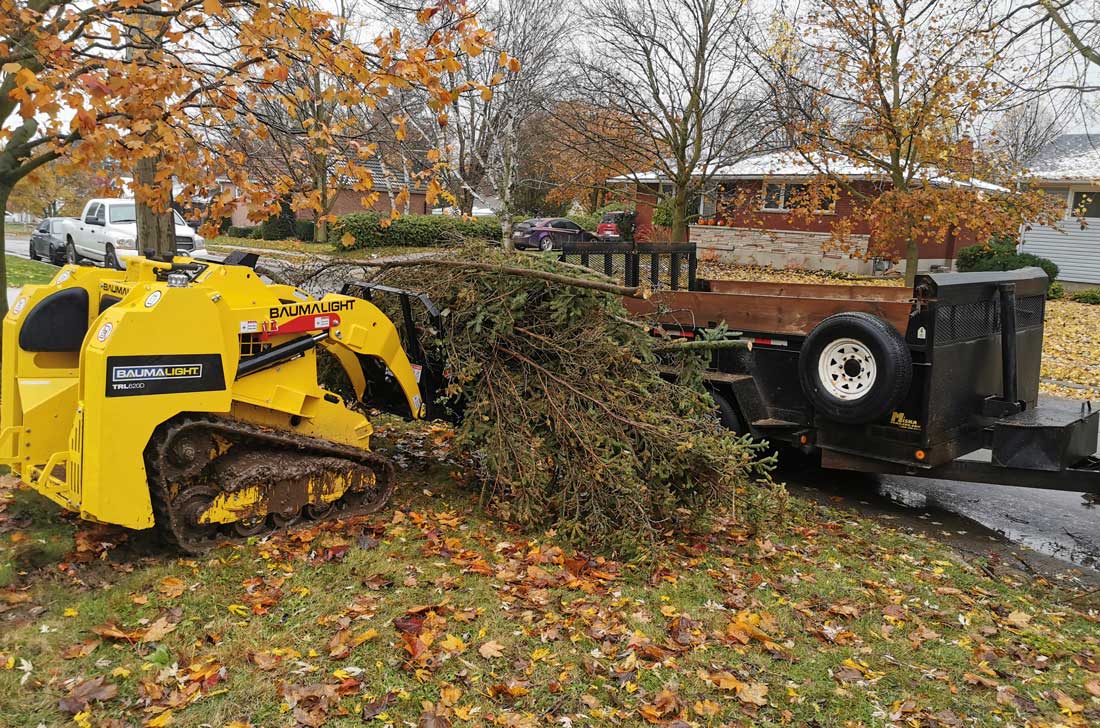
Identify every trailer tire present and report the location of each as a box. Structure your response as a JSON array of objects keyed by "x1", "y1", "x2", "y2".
[
  {"x1": 709, "y1": 389, "x2": 742, "y2": 434},
  {"x1": 799, "y1": 312, "x2": 911, "y2": 424}
]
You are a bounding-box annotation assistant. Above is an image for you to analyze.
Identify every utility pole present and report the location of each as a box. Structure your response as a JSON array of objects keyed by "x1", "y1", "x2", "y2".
[{"x1": 128, "y1": 2, "x2": 175, "y2": 258}]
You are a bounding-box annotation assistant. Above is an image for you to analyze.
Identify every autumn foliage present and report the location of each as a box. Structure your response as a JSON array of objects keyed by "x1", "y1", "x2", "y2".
[{"x1": 0, "y1": 0, "x2": 505, "y2": 283}]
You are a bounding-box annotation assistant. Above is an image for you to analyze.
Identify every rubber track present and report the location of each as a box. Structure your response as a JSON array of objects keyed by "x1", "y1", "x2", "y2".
[{"x1": 145, "y1": 414, "x2": 395, "y2": 553}]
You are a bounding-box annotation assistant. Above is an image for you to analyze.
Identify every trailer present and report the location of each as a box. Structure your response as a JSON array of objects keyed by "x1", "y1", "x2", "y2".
[{"x1": 559, "y1": 242, "x2": 1100, "y2": 495}]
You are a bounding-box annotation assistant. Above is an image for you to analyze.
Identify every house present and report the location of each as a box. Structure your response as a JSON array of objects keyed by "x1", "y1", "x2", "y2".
[
  {"x1": 611, "y1": 151, "x2": 999, "y2": 275},
  {"x1": 224, "y1": 157, "x2": 432, "y2": 229},
  {"x1": 1018, "y1": 134, "x2": 1100, "y2": 286}
]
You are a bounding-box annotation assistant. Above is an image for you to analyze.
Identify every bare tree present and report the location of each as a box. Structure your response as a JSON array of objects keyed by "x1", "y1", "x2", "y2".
[
  {"x1": 572, "y1": 0, "x2": 764, "y2": 243},
  {"x1": 985, "y1": 99, "x2": 1069, "y2": 171},
  {"x1": 747, "y1": 0, "x2": 1061, "y2": 285},
  {"x1": 998, "y1": 1, "x2": 1099, "y2": 97},
  {"x1": 383, "y1": 0, "x2": 566, "y2": 248}
]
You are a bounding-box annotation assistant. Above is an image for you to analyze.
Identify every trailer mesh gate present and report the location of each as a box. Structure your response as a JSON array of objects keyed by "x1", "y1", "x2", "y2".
[{"x1": 558, "y1": 241, "x2": 698, "y2": 291}]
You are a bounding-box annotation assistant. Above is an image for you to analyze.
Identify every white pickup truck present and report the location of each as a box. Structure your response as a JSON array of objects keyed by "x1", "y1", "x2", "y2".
[{"x1": 62, "y1": 198, "x2": 207, "y2": 269}]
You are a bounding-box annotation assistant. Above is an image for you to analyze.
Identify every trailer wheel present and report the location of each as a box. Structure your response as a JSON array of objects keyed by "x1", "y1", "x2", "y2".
[
  {"x1": 799, "y1": 312, "x2": 911, "y2": 424},
  {"x1": 709, "y1": 389, "x2": 743, "y2": 434}
]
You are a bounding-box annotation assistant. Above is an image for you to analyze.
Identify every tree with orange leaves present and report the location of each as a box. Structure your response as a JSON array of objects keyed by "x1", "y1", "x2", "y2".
[
  {"x1": 531, "y1": 103, "x2": 650, "y2": 213},
  {"x1": 754, "y1": 0, "x2": 1062, "y2": 285},
  {"x1": 0, "y1": 0, "x2": 495, "y2": 314}
]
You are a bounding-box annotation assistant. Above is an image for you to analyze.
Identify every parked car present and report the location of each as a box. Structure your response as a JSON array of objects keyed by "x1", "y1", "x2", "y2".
[
  {"x1": 511, "y1": 217, "x2": 599, "y2": 251},
  {"x1": 62, "y1": 199, "x2": 208, "y2": 269},
  {"x1": 596, "y1": 210, "x2": 635, "y2": 241},
  {"x1": 29, "y1": 217, "x2": 71, "y2": 264}
]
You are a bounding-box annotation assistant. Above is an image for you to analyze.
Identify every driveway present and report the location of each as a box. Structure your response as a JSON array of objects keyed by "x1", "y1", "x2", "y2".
[{"x1": 779, "y1": 404, "x2": 1099, "y2": 579}]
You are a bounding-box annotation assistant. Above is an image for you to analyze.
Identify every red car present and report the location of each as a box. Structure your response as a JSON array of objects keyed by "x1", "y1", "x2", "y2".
[{"x1": 595, "y1": 211, "x2": 635, "y2": 241}]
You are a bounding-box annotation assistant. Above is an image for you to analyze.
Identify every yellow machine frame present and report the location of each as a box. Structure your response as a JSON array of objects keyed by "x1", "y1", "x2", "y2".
[{"x1": 1, "y1": 256, "x2": 425, "y2": 531}]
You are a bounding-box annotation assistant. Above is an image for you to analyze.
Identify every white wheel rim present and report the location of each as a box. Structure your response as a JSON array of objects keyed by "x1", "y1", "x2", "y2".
[{"x1": 817, "y1": 338, "x2": 877, "y2": 400}]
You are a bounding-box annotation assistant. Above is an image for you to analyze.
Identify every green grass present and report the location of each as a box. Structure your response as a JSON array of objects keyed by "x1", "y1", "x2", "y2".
[
  {"x1": 1, "y1": 428, "x2": 1098, "y2": 727},
  {"x1": 5, "y1": 255, "x2": 58, "y2": 287}
]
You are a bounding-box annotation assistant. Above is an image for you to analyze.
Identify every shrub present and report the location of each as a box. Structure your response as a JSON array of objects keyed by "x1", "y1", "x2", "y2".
[
  {"x1": 260, "y1": 198, "x2": 296, "y2": 240},
  {"x1": 294, "y1": 220, "x2": 316, "y2": 242},
  {"x1": 250, "y1": 227, "x2": 264, "y2": 239},
  {"x1": 1047, "y1": 281, "x2": 1065, "y2": 300},
  {"x1": 651, "y1": 196, "x2": 675, "y2": 227},
  {"x1": 226, "y1": 225, "x2": 256, "y2": 238},
  {"x1": 956, "y1": 237, "x2": 1059, "y2": 289},
  {"x1": 1070, "y1": 289, "x2": 1100, "y2": 305},
  {"x1": 332, "y1": 212, "x2": 501, "y2": 249},
  {"x1": 568, "y1": 212, "x2": 601, "y2": 231},
  {"x1": 955, "y1": 239, "x2": 1015, "y2": 271},
  {"x1": 968, "y1": 252, "x2": 1059, "y2": 286}
]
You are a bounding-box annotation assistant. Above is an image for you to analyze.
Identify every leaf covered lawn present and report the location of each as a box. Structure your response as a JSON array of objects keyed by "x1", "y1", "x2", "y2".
[
  {"x1": 2, "y1": 423, "x2": 1099, "y2": 727},
  {"x1": 697, "y1": 262, "x2": 1100, "y2": 400}
]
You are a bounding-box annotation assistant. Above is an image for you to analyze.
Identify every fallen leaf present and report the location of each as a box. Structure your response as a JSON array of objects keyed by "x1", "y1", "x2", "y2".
[
  {"x1": 157, "y1": 577, "x2": 186, "y2": 599},
  {"x1": 59, "y1": 676, "x2": 118, "y2": 714},
  {"x1": 145, "y1": 710, "x2": 174, "y2": 727},
  {"x1": 419, "y1": 709, "x2": 451, "y2": 728},
  {"x1": 478, "y1": 640, "x2": 504, "y2": 659},
  {"x1": 142, "y1": 615, "x2": 178, "y2": 642},
  {"x1": 362, "y1": 691, "x2": 397, "y2": 720},
  {"x1": 1005, "y1": 610, "x2": 1032, "y2": 629},
  {"x1": 736, "y1": 681, "x2": 768, "y2": 706},
  {"x1": 1052, "y1": 689, "x2": 1084, "y2": 713},
  {"x1": 91, "y1": 622, "x2": 145, "y2": 643},
  {"x1": 61, "y1": 639, "x2": 101, "y2": 660}
]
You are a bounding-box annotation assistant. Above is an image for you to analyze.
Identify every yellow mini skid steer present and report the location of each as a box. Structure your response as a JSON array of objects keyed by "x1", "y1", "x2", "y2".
[{"x1": 1, "y1": 253, "x2": 437, "y2": 552}]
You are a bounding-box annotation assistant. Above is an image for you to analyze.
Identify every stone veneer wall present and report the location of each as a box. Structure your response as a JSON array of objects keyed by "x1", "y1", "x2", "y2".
[{"x1": 690, "y1": 225, "x2": 873, "y2": 274}]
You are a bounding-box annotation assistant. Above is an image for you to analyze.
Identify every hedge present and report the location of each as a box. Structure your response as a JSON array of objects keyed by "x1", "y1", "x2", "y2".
[
  {"x1": 294, "y1": 220, "x2": 316, "y2": 242},
  {"x1": 260, "y1": 200, "x2": 297, "y2": 241},
  {"x1": 331, "y1": 212, "x2": 501, "y2": 249},
  {"x1": 226, "y1": 226, "x2": 256, "y2": 238},
  {"x1": 956, "y1": 237, "x2": 1059, "y2": 289}
]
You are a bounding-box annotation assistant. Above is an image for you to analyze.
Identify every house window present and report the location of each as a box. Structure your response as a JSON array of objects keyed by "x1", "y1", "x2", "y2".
[
  {"x1": 761, "y1": 181, "x2": 834, "y2": 213},
  {"x1": 1071, "y1": 190, "x2": 1100, "y2": 219},
  {"x1": 699, "y1": 190, "x2": 717, "y2": 217}
]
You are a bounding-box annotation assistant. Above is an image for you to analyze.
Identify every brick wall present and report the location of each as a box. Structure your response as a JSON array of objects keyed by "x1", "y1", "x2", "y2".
[{"x1": 691, "y1": 225, "x2": 874, "y2": 274}]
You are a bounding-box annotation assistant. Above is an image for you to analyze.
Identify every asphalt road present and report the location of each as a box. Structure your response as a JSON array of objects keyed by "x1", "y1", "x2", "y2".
[
  {"x1": 5, "y1": 234, "x2": 36, "y2": 261},
  {"x1": 4, "y1": 233, "x2": 1098, "y2": 572}
]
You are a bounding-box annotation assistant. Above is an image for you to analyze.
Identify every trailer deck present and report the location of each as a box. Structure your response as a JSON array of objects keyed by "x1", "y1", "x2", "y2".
[{"x1": 562, "y1": 241, "x2": 1100, "y2": 495}]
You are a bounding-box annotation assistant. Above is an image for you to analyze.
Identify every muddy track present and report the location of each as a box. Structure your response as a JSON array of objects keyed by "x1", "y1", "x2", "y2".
[{"x1": 145, "y1": 414, "x2": 395, "y2": 553}]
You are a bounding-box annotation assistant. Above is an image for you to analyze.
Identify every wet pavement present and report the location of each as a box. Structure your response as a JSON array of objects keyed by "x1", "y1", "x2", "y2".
[
  {"x1": 875, "y1": 475, "x2": 1097, "y2": 570},
  {"x1": 781, "y1": 450, "x2": 1099, "y2": 584}
]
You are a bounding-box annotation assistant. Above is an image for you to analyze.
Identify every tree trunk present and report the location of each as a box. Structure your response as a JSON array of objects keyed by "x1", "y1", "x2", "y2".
[
  {"x1": 670, "y1": 193, "x2": 690, "y2": 243},
  {"x1": 459, "y1": 188, "x2": 474, "y2": 216},
  {"x1": 0, "y1": 184, "x2": 10, "y2": 319},
  {"x1": 135, "y1": 155, "x2": 175, "y2": 258},
  {"x1": 904, "y1": 237, "x2": 919, "y2": 288},
  {"x1": 130, "y1": 3, "x2": 174, "y2": 259},
  {"x1": 316, "y1": 165, "x2": 328, "y2": 243},
  {"x1": 501, "y1": 213, "x2": 514, "y2": 252}
]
